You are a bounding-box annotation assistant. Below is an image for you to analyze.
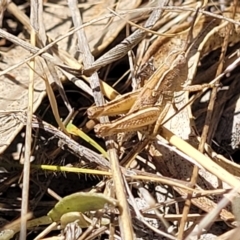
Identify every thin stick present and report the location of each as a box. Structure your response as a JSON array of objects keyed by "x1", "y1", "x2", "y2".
[
  {"x1": 68, "y1": 0, "x2": 135, "y2": 238},
  {"x1": 205, "y1": 3, "x2": 237, "y2": 144},
  {"x1": 19, "y1": 0, "x2": 37, "y2": 238}
]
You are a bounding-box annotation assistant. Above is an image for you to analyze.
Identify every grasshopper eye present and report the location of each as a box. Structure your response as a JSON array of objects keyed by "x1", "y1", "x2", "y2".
[{"x1": 174, "y1": 54, "x2": 186, "y2": 67}]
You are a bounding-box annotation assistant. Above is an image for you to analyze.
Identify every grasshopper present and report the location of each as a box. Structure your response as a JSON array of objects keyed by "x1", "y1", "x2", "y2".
[
  {"x1": 87, "y1": 49, "x2": 191, "y2": 138},
  {"x1": 87, "y1": 42, "x2": 215, "y2": 140}
]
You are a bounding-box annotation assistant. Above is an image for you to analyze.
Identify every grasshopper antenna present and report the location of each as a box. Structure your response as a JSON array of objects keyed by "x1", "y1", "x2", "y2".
[{"x1": 184, "y1": 7, "x2": 200, "y2": 53}]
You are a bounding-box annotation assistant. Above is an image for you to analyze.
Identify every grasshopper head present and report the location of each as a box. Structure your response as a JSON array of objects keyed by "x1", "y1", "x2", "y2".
[{"x1": 172, "y1": 51, "x2": 186, "y2": 68}]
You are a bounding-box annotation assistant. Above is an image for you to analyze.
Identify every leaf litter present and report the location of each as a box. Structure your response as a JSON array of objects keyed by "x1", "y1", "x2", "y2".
[{"x1": 1, "y1": 0, "x2": 240, "y2": 239}]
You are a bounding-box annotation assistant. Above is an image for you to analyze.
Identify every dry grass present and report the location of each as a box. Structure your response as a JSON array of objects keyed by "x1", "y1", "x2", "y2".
[{"x1": 1, "y1": 0, "x2": 240, "y2": 239}]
